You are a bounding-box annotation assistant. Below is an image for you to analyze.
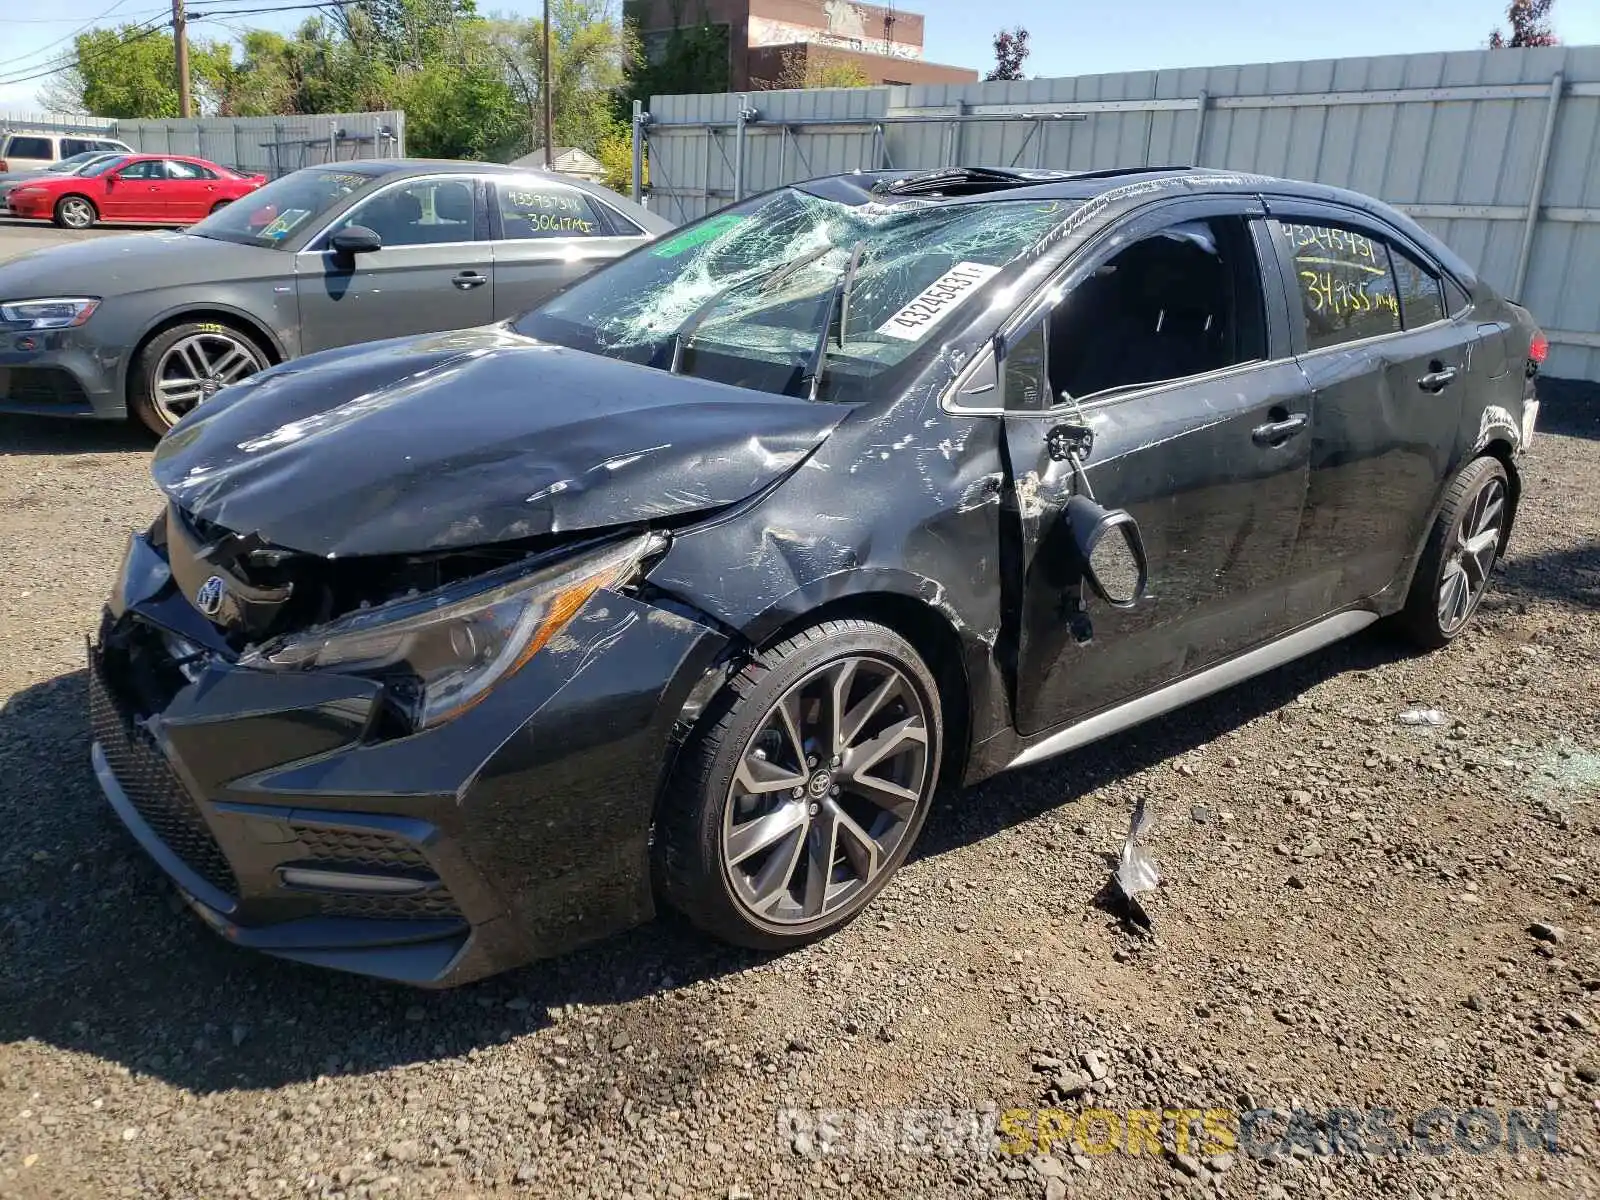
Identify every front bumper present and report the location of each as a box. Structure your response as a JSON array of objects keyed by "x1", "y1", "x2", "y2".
[
  {"x1": 0, "y1": 324, "x2": 125, "y2": 419},
  {"x1": 91, "y1": 530, "x2": 727, "y2": 986}
]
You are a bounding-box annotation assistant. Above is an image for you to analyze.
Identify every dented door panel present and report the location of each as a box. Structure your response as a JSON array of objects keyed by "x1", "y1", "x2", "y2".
[{"x1": 1002, "y1": 359, "x2": 1312, "y2": 737}]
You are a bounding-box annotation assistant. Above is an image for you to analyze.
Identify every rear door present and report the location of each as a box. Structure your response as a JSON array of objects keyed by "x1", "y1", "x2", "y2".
[
  {"x1": 295, "y1": 173, "x2": 495, "y2": 353},
  {"x1": 1262, "y1": 203, "x2": 1476, "y2": 624},
  {"x1": 486, "y1": 175, "x2": 650, "y2": 320},
  {"x1": 996, "y1": 198, "x2": 1314, "y2": 735},
  {"x1": 160, "y1": 159, "x2": 221, "y2": 222}
]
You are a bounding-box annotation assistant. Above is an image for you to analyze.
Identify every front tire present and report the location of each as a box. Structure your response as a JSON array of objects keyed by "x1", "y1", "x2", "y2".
[
  {"x1": 128, "y1": 321, "x2": 270, "y2": 435},
  {"x1": 1396, "y1": 455, "x2": 1510, "y2": 648},
  {"x1": 658, "y1": 619, "x2": 942, "y2": 951},
  {"x1": 54, "y1": 195, "x2": 97, "y2": 229}
]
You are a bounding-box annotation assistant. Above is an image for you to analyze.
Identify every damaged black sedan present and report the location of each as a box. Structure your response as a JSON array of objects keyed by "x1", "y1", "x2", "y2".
[{"x1": 93, "y1": 165, "x2": 1544, "y2": 985}]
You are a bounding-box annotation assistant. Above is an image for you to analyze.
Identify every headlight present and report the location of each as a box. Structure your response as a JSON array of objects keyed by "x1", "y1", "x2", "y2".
[
  {"x1": 0, "y1": 297, "x2": 100, "y2": 329},
  {"x1": 238, "y1": 534, "x2": 656, "y2": 728}
]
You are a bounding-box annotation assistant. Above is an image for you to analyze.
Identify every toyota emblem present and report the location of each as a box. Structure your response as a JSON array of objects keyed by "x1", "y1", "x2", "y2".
[{"x1": 195, "y1": 575, "x2": 226, "y2": 617}]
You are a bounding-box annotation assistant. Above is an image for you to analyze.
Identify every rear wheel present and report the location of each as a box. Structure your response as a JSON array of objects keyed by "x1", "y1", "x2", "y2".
[
  {"x1": 1396, "y1": 455, "x2": 1509, "y2": 648},
  {"x1": 209, "y1": 200, "x2": 232, "y2": 215},
  {"x1": 53, "y1": 195, "x2": 96, "y2": 229},
  {"x1": 129, "y1": 321, "x2": 270, "y2": 435},
  {"x1": 658, "y1": 619, "x2": 942, "y2": 951}
]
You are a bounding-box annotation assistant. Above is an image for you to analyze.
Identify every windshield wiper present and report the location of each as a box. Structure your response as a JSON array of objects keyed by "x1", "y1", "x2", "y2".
[
  {"x1": 667, "y1": 245, "x2": 833, "y2": 375},
  {"x1": 800, "y1": 241, "x2": 864, "y2": 402}
]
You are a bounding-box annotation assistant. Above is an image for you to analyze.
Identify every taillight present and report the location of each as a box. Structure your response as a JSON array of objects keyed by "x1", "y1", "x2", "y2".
[
  {"x1": 1529, "y1": 331, "x2": 1549, "y2": 365},
  {"x1": 0, "y1": 160, "x2": 9, "y2": 172}
]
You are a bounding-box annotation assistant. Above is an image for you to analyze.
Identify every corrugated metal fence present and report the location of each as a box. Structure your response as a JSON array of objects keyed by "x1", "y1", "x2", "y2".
[
  {"x1": 640, "y1": 44, "x2": 1600, "y2": 381},
  {"x1": 113, "y1": 112, "x2": 405, "y2": 179}
]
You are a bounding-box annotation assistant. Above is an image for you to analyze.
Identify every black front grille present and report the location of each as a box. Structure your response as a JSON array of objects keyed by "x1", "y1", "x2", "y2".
[
  {"x1": 89, "y1": 650, "x2": 239, "y2": 899},
  {"x1": 286, "y1": 822, "x2": 462, "y2": 922},
  {"x1": 0, "y1": 366, "x2": 89, "y2": 407}
]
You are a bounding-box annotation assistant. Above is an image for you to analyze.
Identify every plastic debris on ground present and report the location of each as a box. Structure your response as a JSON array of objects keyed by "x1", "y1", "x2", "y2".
[{"x1": 1397, "y1": 708, "x2": 1449, "y2": 726}]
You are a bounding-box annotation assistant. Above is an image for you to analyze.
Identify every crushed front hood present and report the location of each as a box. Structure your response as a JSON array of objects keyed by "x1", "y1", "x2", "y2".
[{"x1": 152, "y1": 327, "x2": 849, "y2": 557}]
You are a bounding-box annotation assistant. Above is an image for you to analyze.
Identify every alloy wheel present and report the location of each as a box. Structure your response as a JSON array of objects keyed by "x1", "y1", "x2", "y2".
[
  {"x1": 1437, "y1": 475, "x2": 1505, "y2": 634},
  {"x1": 151, "y1": 332, "x2": 262, "y2": 426},
  {"x1": 721, "y1": 655, "x2": 932, "y2": 925},
  {"x1": 58, "y1": 198, "x2": 94, "y2": 228}
]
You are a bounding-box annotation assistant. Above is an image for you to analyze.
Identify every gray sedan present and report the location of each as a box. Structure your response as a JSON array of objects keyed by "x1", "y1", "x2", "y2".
[{"x1": 0, "y1": 159, "x2": 672, "y2": 433}]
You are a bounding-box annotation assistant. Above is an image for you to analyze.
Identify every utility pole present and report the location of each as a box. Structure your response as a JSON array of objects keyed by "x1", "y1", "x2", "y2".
[
  {"x1": 541, "y1": 0, "x2": 554, "y2": 167},
  {"x1": 171, "y1": 0, "x2": 192, "y2": 118}
]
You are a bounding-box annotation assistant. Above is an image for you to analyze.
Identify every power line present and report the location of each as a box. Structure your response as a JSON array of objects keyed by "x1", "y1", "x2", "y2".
[
  {"x1": 0, "y1": 18, "x2": 168, "y2": 88},
  {"x1": 0, "y1": 0, "x2": 139, "y2": 72}
]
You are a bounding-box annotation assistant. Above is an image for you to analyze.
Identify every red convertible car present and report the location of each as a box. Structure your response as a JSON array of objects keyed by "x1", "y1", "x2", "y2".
[{"x1": 4, "y1": 154, "x2": 267, "y2": 229}]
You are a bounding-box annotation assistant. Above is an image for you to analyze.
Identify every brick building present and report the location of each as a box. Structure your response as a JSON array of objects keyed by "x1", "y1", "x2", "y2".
[{"x1": 625, "y1": 0, "x2": 979, "y2": 92}]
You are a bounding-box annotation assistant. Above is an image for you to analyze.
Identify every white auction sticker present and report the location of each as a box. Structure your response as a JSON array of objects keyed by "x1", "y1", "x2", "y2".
[{"x1": 875, "y1": 261, "x2": 1003, "y2": 341}]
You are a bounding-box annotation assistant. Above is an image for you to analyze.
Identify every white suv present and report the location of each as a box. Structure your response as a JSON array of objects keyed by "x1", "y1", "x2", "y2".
[{"x1": 0, "y1": 130, "x2": 134, "y2": 173}]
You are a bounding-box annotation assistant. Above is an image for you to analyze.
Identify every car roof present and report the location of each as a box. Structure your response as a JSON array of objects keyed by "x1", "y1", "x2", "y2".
[
  {"x1": 327, "y1": 158, "x2": 672, "y2": 232},
  {"x1": 785, "y1": 165, "x2": 1474, "y2": 283}
]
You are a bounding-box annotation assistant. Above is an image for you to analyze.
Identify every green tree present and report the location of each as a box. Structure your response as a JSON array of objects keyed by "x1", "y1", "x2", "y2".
[
  {"x1": 1490, "y1": 0, "x2": 1558, "y2": 47},
  {"x1": 56, "y1": 23, "x2": 232, "y2": 118},
  {"x1": 488, "y1": 0, "x2": 636, "y2": 159},
  {"x1": 623, "y1": 0, "x2": 728, "y2": 105}
]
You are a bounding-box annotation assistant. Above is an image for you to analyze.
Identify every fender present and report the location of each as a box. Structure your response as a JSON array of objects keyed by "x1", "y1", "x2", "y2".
[{"x1": 118, "y1": 300, "x2": 293, "y2": 401}]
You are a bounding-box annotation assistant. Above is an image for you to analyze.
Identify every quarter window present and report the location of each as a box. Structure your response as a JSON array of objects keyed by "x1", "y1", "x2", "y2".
[
  {"x1": 496, "y1": 181, "x2": 604, "y2": 240},
  {"x1": 1277, "y1": 221, "x2": 1399, "y2": 351},
  {"x1": 4, "y1": 136, "x2": 51, "y2": 160},
  {"x1": 1391, "y1": 246, "x2": 1446, "y2": 329}
]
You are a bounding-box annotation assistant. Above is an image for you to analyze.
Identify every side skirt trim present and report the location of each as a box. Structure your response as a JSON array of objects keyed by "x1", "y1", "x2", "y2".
[{"x1": 1004, "y1": 610, "x2": 1378, "y2": 772}]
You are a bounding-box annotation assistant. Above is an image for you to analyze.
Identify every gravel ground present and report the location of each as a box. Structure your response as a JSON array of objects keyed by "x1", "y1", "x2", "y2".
[{"x1": 1, "y1": 381, "x2": 1598, "y2": 1200}]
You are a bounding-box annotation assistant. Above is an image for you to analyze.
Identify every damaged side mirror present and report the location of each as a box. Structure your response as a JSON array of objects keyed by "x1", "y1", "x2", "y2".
[{"x1": 1067, "y1": 494, "x2": 1148, "y2": 608}]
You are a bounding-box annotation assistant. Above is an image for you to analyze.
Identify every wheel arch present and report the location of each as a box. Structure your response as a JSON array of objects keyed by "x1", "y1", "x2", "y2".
[
  {"x1": 122, "y1": 306, "x2": 286, "y2": 407},
  {"x1": 665, "y1": 571, "x2": 982, "y2": 791},
  {"x1": 1479, "y1": 437, "x2": 1522, "y2": 549}
]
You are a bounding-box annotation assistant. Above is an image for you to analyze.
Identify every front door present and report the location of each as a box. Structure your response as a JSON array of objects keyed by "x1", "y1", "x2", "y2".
[
  {"x1": 999, "y1": 205, "x2": 1313, "y2": 736},
  {"x1": 1263, "y1": 208, "x2": 1476, "y2": 624},
  {"x1": 102, "y1": 159, "x2": 165, "y2": 220},
  {"x1": 294, "y1": 174, "x2": 494, "y2": 353}
]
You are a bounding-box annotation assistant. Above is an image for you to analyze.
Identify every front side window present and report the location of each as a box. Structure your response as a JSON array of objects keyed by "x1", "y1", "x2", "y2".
[
  {"x1": 5, "y1": 136, "x2": 52, "y2": 160},
  {"x1": 333, "y1": 178, "x2": 478, "y2": 247},
  {"x1": 1391, "y1": 246, "x2": 1446, "y2": 329},
  {"x1": 1278, "y1": 220, "x2": 1400, "y2": 351},
  {"x1": 496, "y1": 180, "x2": 603, "y2": 239},
  {"x1": 1048, "y1": 216, "x2": 1267, "y2": 403},
  {"x1": 117, "y1": 160, "x2": 163, "y2": 180},
  {"x1": 515, "y1": 186, "x2": 1074, "y2": 403},
  {"x1": 61, "y1": 138, "x2": 94, "y2": 157}
]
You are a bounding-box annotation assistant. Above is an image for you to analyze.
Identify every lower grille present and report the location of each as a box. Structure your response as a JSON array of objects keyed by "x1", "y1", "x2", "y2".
[
  {"x1": 89, "y1": 649, "x2": 239, "y2": 899},
  {"x1": 0, "y1": 366, "x2": 89, "y2": 407},
  {"x1": 285, "y1": 822, "x2": 462, "y2": 922}
]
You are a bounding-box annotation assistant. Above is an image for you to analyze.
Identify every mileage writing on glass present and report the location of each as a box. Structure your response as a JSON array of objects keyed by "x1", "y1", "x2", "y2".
[{"x1": 1285, "y1": 223, "x2": 1397, "y2": 319}]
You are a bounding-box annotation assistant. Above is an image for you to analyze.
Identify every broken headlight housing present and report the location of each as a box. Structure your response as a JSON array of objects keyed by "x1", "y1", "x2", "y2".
[{"x1": 238, "y1": 534, "x2": 655, "y2": 728}]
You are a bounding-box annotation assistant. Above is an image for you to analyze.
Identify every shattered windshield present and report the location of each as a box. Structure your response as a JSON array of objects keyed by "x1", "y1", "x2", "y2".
[{"x1": 513, "y1": 188, "x2": 1072, "y2": 402}]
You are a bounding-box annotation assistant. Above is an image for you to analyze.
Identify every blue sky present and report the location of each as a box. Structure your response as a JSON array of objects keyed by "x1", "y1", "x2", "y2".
[{"x1": 1, "y1": 0, "x2": 1597, "y2": 112}]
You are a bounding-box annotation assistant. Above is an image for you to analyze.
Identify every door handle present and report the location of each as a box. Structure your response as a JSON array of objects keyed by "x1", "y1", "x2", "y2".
[
  {"x1": 452, "y1": 271, "x2": 488, "y2": 290},
  {"x1": 1251, "y1": 413, "x2": 1308, "y2": 446},
  {"x1": 1417, "y1": 364, "x2": 1459, "y2": 393}
]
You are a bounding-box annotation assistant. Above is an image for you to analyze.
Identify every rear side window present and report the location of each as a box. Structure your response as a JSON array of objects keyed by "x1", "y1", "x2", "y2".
[
  {"x1": 496, "y1": 181, "x2": 603, "y2": 240},
  {"x1": 4, "y1": 136, "x2": 52, "y2": 160},
  {"x1": 1391, "y1": 247, "x2": 1446, "y2": 329},
  {"x1": 1277, "y1": 221, "x2": 1400, "y2": 351},
  {"x1": 165, "y1": 160, "x2": 215, "y2": 180}
]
